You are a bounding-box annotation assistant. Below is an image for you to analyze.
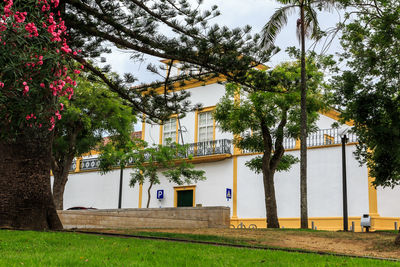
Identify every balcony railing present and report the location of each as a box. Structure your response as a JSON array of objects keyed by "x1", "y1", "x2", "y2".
[
  {"x1": 185, "y1": 139, "x2": 232, "y2": 157},
  {"x1": 241, "y1": 128, "x2": 357, "y2": 154},
  {"x1": 70, "y1": 131, "x2": 357, "y2": 172},
  {"x1": 307, "y1": 128, "x2": 357, "y2": 147},
  {"x1": 75, "y1": 139, "x2": 233, "y2": 172}
]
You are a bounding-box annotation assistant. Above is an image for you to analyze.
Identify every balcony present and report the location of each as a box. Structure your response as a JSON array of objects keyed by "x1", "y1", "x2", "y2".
[
  {"x1": 241, "y1": 128, "x2": 357, "y2": 154},
  {"x1": 74, "y1": 139, "x2": 233, "y2": 172},
  {"x1": 70, "y1": 129, "x2": 357, "y2": 172}
]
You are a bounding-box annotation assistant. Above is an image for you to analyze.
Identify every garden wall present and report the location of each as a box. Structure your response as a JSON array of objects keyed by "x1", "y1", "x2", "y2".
[{"x1": 58, "y1": 206, "x2": 230, "y2": 229}]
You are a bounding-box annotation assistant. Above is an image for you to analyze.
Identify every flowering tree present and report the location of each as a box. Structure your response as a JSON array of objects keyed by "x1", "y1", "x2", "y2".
[{"x1": 0, "y1": 0, "x2": 80, "y2": 230}]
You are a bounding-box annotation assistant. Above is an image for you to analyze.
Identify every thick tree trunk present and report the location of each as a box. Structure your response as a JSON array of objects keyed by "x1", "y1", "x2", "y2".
[
  {"x1": 299, "y1": 4, "x2": 309, "y2": 229},
  {"x1": 0, "y1": 139, "x2": 63, "y2": 230},
  {"x1": 51, "y1": 154, "x2": 75, "y2": 210},
  {"x1": 262, "y1": 167, "x2": 279, "y2": 228},
  {"x1": 146, "y1": 181, "x2": 154, "y2": 208}
]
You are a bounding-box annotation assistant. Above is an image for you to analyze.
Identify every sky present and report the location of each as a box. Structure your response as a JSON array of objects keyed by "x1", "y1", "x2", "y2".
[
  {"x1": 101, "y1": 0, "x2": 345, "y2": 131},
  {"x1": 103, "y1": 0, "x2": 344, "y2": 83}
]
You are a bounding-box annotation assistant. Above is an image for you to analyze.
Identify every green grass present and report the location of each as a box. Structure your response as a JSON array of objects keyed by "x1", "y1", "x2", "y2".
[{"x1": 0, "y1": 230, "x2": 399, "y2": 266}]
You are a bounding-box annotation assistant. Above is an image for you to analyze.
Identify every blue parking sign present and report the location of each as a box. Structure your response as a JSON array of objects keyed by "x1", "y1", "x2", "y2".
[
  {"x1": 157, "y1": 190, "x2": 164, "y2": 200},
  {"x1": 226, "y1": 188, "x2": 232, "y2": 200}
]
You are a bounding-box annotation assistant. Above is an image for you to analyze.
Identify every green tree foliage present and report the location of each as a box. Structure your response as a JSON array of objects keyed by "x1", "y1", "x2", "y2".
[
  {"x1": 51, "y1": 73, "x2": 136, "y2": 210},
  {"x1": 214, "y1": 57, "x2": 327, "y2": 228},
  {"x1": 99, "y1": 140, "x2": 205, "y2": 208},
  {"x1": 261, "y1": 0, "x2": 341, "y2": 229},
  {"x1": 333, "y1": 0, "x2": 400, "y2": 188}
]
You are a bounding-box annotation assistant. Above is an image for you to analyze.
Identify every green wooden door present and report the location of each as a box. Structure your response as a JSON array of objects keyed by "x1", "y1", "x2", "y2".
[{"x1": 177, "y1": 190, "x2": 193, "y2": 207}]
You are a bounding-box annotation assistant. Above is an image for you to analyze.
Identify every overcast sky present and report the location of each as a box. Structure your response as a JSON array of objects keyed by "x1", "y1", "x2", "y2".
[
  {"x1": 103, "y1": 0, "x2": 344, "y2": 83},
  {"x1": 101, "y1": 0, "x2": 344, "y2": 131}
]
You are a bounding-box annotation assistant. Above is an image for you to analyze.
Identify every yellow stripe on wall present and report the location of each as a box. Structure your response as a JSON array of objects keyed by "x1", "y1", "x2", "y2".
[{"x1": 232, "y1": 156, "x2": 238, "y2": 219}]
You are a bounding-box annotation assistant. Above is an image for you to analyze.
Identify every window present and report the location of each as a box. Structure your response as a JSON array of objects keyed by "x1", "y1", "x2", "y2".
[
  {"x1": 162, "y1": 118, "x2": 177, "y2": 144},
  {"x1": 198, "y1": 111, "x2": 214, "y2": 142}
]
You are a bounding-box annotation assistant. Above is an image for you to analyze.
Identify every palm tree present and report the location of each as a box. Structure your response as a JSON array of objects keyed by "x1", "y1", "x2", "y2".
[{"x1": 262, "y1": 0, "x2": 337, "y2": 229}]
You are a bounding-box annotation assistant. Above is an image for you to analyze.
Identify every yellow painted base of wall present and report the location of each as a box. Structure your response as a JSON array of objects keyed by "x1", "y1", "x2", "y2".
[{"x1": 231, "y1": 216, "x2": 400, "y2": 232}]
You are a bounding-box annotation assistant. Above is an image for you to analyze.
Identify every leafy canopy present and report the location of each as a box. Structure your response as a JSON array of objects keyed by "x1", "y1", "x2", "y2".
[
  {"x1": 99, "y1": 139, "x2": 205, "y2": 189},
  {"x1": 52, "y1": 71, "x2": 136, "y2": 161},
  {"x1": 333, "y1": 0, "x2": 400, "y2": 187},
  {"x1": 215, "y1": 51, "x2": 329, "y2": 173},
  {"x1": 0, "y1": 0, "x2": 79, "y2": 141}
]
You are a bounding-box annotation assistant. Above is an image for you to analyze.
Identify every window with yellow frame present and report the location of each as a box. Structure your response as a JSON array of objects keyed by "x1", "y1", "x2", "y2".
[
  {"x1": 160, "y1": 117, "x2": 178, "y2": 144},
  {"x1": 195, "y1": 107, "x2": 216, "y2": 143}
]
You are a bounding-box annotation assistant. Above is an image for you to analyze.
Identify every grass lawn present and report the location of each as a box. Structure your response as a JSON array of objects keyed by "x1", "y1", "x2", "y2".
[{"x1": 0, "y1": 230, "x2": 399, "y2": 266}]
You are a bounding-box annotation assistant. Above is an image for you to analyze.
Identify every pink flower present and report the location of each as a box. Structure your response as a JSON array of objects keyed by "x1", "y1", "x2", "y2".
[
  {"x1": 0, "y1": 82, "x2": 4, "y2": 88},
  {"x1": 55, "y1": 110, "x2": 61, "y2": 120},
  {"x1": 14, "y1": 12, "x2": 27, "y2": 23},
  {"x1": 52, "y1": 0, "x2": 60, "y2": 8},
  {"x1": 40, "y1": 83, "x2": 45, "y2": 88},
  {"x1": 73, "y1": 70, "x2": 80, "y2": 74},
  {"x1": 23, "y1": 84, "x2": 29, "y2": 95},
  {"x1": 60, "y1": 103, "x2": 64, "y2": 111},
  {"x1": 48, "y1": 116, "x2": 55, "y2": 131},
  {"x1": 25, "y1": 22, "x2": 38, "y2": 37}
]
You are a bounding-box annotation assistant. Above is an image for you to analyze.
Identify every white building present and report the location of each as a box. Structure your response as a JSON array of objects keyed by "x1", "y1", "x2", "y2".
[{"x1": 62, "y1": 74, "x2": 400, "y2": 231}]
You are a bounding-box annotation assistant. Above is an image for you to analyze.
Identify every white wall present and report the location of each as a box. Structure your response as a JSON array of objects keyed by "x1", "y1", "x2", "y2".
[
  {"x1": 378, "y1": 186, "x2": 400, "y2": 217},
  {"x1": 236, "y1": 145, "x2": 369, "y2": 218},
  {"x1": 62, "y1": 169, "x2": 139, "y2": 210},
  {"x1": 143, "y1": 82, "x2": 234, "y2": 146},
  {"x1": 317, "y1": 114, "x2": 339, "y2": 129},
  {"x1": 141, "y1": 160, "x2": 234, "y2": 215},
  {"x1": 187, "y1": 83, "x2": 226, "y2": 108}
]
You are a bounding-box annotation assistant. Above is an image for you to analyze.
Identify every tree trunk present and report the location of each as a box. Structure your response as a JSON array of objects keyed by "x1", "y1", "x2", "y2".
[
  {"x1": 262, "y1": 167, "x2": 279, "y2": 228},
  {"x1": 261, "y1": 154, "x2": 279, "y2": 228},
  {"x1": 146, "y1": 181, "x2": 154, "y2": 208},
  {"x1": 299, "y1": 4, "x2": 309, "y2": 229},
  {"x1": 0, "y1": 139, "x2": 63, "y2": 230},
  {"x1": 52, "y1": 155, "x2": 75, "y2": 210}
]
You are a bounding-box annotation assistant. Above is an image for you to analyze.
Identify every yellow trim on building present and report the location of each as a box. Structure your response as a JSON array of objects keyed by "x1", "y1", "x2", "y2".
[
  {"x1": 295, "y1": 139, "x2": 301, "y2": 149},
  {"x1": 141, "y1": 118, "x2": 146, "y2": 141},
  {"x1": 148, "y1": 76, "x2": 227, "y2": 95},
  {"x1": 194, "y1": 110, "x2": 199, "y2": 144},
  {"x1": 75, "y1": 157, "x2": 82, "y2": 172},
  {"x1": 321, "y1": 110, "x2": 354, "y2": 126},
  {"x1": 81, "y1": 150, "x2": 100, "y2": 157},
  {"x1": 233, "y1": 91, "x2": 242, "y2": 155},
  {"x1": 174, "y1": 185, "x2": 196, "y2": 207},
  {"x1": 323, "y1": 134, "x2": 335, "y2": 145},
  {"x1": 138, "y1": 183, "x2": 143, "y2": 208},
  {"x1": 230, "y1": 216, "x2": 400, "y2": 232},
  {"x1": 232, "y1": 156, "x2": 238, "y2": 219},
  {"x1": 368, "y1": 168, "x2": 379, "y2": 217}
]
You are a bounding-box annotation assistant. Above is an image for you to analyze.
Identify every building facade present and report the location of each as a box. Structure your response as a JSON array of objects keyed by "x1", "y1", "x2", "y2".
[{"x1": 62, "y1": 77, "x2": 400, "y2": 231}]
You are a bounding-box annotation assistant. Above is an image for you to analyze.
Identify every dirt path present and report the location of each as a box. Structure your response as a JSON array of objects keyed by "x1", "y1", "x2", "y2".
[{"x1": 95, "y1": 228, "x2": 400, "y2": 259}]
